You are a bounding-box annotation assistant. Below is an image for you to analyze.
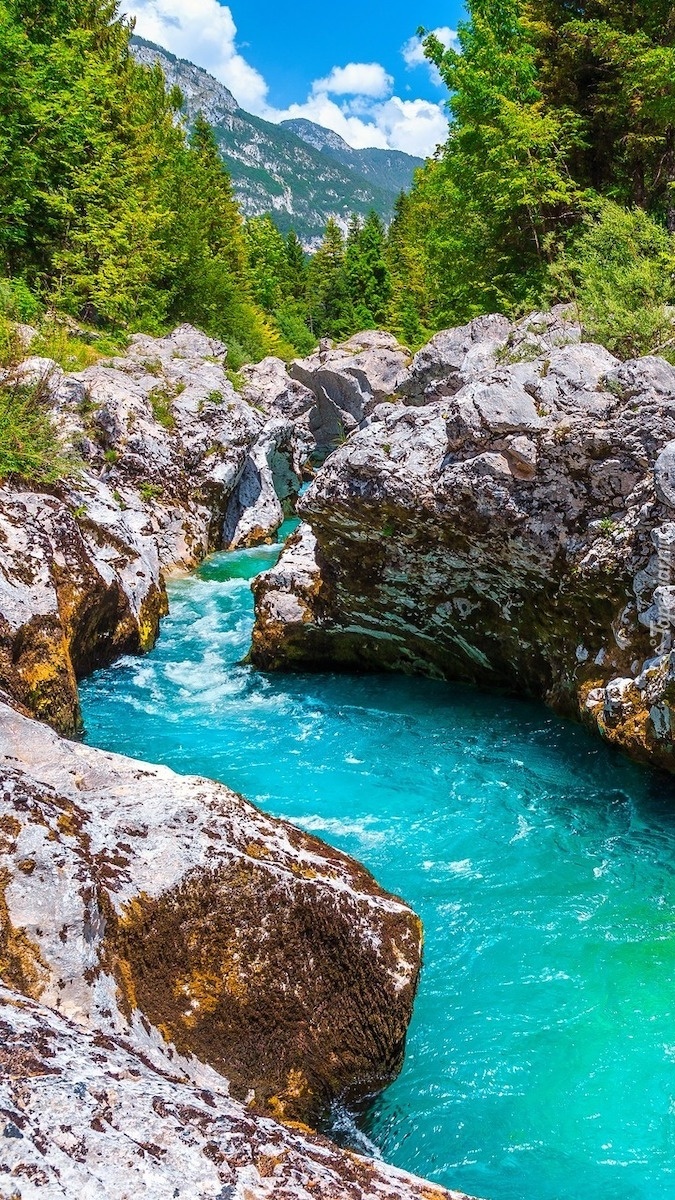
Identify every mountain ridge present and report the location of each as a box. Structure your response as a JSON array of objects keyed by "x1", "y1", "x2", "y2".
[{"x1": 130, "y1": 36, "x2": 423, "y2": 247}]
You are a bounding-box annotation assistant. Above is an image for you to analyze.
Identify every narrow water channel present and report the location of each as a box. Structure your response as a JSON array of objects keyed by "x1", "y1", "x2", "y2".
[{"x1": 79, "y1": 533, "x2": 675, "y2": 1200}]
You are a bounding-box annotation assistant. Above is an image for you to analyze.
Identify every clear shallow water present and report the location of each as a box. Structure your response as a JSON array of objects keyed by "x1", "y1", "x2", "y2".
[{"x1": 79, "y1": 540, "x2": 675, "y2": 1200}]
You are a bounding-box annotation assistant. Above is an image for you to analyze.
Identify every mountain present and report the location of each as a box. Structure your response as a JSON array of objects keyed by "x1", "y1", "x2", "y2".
[
  {"x1": 281, "y1": 118, "x2": 424, "y2": 196},
  {"x1": 131, "y1": 38, "x2": 423, "y2": 247}
]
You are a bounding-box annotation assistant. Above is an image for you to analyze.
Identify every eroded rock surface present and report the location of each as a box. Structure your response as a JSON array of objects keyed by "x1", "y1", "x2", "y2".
[
  {"x1": 290, "y1": 333, "x2": 410, "y2": 451},
  {"x1": 252, "y1": 317, "x2": 675, "y2": 772},
  {"x1": 1, "y1": 988, "x2": 477, "y2": 1200},
  {"x1": 0, "y1": 327, "x2": 306, "y2": 733},
  {"x1": 0, "y1": 699, "x2": 421, "y2": 1124}
]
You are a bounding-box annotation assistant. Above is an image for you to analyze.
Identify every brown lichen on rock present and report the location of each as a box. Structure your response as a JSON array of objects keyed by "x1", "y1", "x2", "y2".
[
  {"x1": 0, "y1": 868, "x2": 49, "y2": 999},
  {"x1": 114, "y1": 852, "x2": 419, "y2": 1122},
  {"x1": 0, "y1": 701, "x2": 421, "y2": 1129}
]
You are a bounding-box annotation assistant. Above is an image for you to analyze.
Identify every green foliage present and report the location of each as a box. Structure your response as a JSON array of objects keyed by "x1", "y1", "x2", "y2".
[
  {"x1": 523, "y1": 0, "x2": 675, "y2": 221},
  {"x1": 0, "y1": 378, "x2": 77, "y2": 483},
  {"x1": 149, "y1": 386, "x2": 176, "y2": 430},
  {"x1": 0, "y1": 6, "x2": 290, "y2": 365},
  {"x1": 307, "y1": 219, "x2": 354, "y2": 339},
  {"x1": 274, "y1": 301, "x2": 315, "y2": 355},
  {"x1": 139, "y1": 481, "x2": 163, "y2": 501},
  {"x1": 0, "y1": 278, "x2": 42, "y2": 323},
  {"x1": 33, "y1": 321, "x2": 124, "y2": 371},
  {"x1": 550, "y1": 200, "x2": 675, "y2": 359},
  {"x1": 344, "y1": 212, "x2": 391, "y2": 328},
  {"x1": 386, "y1": 0, "x2": 675, "y2": 345},
  {"x1": 402, "y1": 1, "x2": 585, "y2": 326},
  {"x1": 0, "y1": 318, "x2": 22, "y2": 368}
]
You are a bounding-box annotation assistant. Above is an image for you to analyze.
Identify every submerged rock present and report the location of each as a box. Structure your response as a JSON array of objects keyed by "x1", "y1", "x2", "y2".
[{"x1": 252, "y1": 316, "x2": 675, "y2": 773}]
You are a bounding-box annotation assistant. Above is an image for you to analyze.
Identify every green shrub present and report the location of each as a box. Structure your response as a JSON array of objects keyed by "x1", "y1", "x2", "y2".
[
  {"x1": 274, "y1": 302, "x2": 316, "y2": 356},
  {"x1": 0, "y1": 278, "x2": 43, "y2": 324},
  {"x1": 149, "y1": 387, "x2": 175, "y2": 430},
  {"x1": 139, "y1": 482, "x2": 163, "y2": 501},
  {"x1": 0, "y1": 380, "x2": 77, "y2": 483},
  {"x1": 551, "y1": 201, "x2": 675, "y2": 360}
]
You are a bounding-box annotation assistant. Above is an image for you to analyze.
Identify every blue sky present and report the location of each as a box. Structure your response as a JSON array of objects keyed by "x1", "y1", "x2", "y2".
[{"x1": 124, "y1": 1, "x2": 467, "y2": 156}]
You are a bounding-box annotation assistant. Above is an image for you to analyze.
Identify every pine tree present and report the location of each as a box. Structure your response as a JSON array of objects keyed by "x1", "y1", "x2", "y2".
[
  {"x1": 307, "y1": 219, "x2": 354, "y2": 339},
  {"x1": 386, "y1": 193, "x2": 426, "y2": 345},
  {"x1": 285, "y1": 231, "x2": 307, "y2": 302},
  {"x1": 345, "y1": 210, "x2": 390, "y2": 328}
]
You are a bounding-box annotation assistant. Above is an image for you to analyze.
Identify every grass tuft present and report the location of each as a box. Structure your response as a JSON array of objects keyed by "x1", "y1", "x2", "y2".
[{"x1": 0, "y1": 378, "x2": 79, "y2": 484}]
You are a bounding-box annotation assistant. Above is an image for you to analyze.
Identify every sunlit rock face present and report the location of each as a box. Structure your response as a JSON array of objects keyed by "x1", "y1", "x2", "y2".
[
  {"x1": 1, "y1": 989, "x2": 478, "y2": 1200},
  {"x1": 0, "y1": 698, "x2": 423, "y2": 1126},
  {"x1": 0, "y1": 326, "x2": 306, "y2": 734},
  {"x1": 252, "y1": 312, "x2": 675, "y2": 773}
]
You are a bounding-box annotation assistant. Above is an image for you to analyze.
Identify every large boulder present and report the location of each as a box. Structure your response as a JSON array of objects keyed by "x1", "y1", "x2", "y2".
[
  {"x1": 290, "y1": 332, "x2": 410, "y2": 451},
  {"x1": 251, "y1": 318, "x2": 675, "y2": 772},
  {"x1": 0, "y1": 699, "x2": 421, "y2": 1125}
]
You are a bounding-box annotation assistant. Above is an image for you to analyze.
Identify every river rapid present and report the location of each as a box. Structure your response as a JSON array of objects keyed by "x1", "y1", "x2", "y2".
[{"x1": 79, "y1": 533, "x2": 675, "y2": 1200}]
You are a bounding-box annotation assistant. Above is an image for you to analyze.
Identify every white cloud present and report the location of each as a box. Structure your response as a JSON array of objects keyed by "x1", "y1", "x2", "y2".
[
  {"x1": 370, "y1": 97, "x2": 448, "y2": 157},
  {"x1": 124, "y1": 0, "x2": 447, "y2": 157},
  {"x1": 123, "y1": 0, "x2": 270, "y2": 112},
  {"x1": 312, "y1": 62, "x2": 393, "y2": 99},
  {"x1": 402, "y1": 26, "x2": 459, "y2": 86}
]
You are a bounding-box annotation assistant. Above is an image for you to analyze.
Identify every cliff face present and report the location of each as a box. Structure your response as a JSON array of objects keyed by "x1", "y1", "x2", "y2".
[
  {"x1": 0, "y1": 325, "x2": 304, "y2": 735},
  {"x1": 252, "y1": 309, "x2": 675, "y2": 773}
]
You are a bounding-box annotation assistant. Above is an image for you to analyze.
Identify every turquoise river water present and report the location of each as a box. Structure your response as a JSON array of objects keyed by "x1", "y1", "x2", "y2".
[{"x1": 79, "y1": 532, "x2": 675, "y2": 1200}]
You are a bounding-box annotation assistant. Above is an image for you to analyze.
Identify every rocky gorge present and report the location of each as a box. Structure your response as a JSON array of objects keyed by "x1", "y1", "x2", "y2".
[
  {"x1": 3, "y1": 305, "x2": 675, "y2": 1197},
  {"x1": 252, "y1": 307, "x2": 675, "y2": 775},
  {"x1": 0, "y1": 325, "x2": 469, "y2": 1200}
]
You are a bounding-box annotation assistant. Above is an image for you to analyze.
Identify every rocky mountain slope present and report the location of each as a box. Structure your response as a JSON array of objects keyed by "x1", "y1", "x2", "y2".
[
  {"x1": 281, "y1": 118, "x2": 423, "y2": 195},
  {"x1": 251, "y1": 310, "x2": 675, "y2": 775},
  {"x1": 131, "y1": 37, "x2": 422, "y2": 246},
  {"x1": 0, "y1": 325, "x2": 475, "y2": 1199}
]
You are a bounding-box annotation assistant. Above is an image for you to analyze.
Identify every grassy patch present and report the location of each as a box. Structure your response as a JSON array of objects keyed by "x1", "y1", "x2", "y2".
[
  {"x1": 139, "y1": 481, "x2": 163, "y2": 502},
  {"x1": 32, "y1": 321, "x2": 126, "y2": 372},
  {"x1": 0, "y1": 379, "x2": 78, "y2": 484},
  {"x1": 149, "y1": 386, "x2": 176, "y2": 430},
  {"x1": 0, "y1": 317, "x2": 23, "y2": 369},
  {"x1": 225, "y1": 370, "x2": 246, "y2": 393}
]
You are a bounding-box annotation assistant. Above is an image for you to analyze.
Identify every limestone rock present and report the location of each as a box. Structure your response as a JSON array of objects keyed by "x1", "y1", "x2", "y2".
[
  {"x1": 241, "y1": 356, "x2": 315, "y2": 423},
  {"x1": 0, "y1": 988, "x2": 476, "y2": 1200},
  {"x1": 224, "y1": 420, "x2": 304, "y2": 550},
  {"x1": 398, "y1": 314, "x2": 512, "y2": 405},
  {"x1": 0, "y1": 327, "x2": 308, "y2": 733},
  {"x1": 251, "y1": 319, "x2": 675, "y2": 772},
  {"x1": 397, "y1": 306, "x2": 582, "y2": 408},
  {"x1": 0, "y1": 484, "x2": 165, "y2": 735},
  {"x1": 0, "y1": 698, "x2": 422, "y2": 1124},
  {"x1": 654, "y1": 441, "x2": 675, "y2": 507},
  {"x1": 290, "y1": 333, "x2": 410, "y2": 451}
]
